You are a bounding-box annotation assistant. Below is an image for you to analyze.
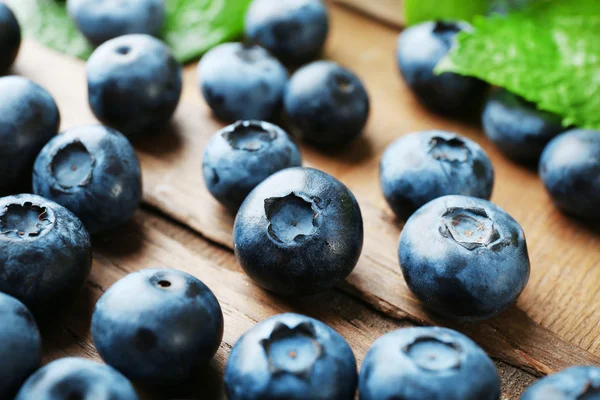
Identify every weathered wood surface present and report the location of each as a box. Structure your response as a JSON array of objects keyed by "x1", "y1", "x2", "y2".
[{"x1": 10, "y1": 1, "x2": 598, "y2": 397}]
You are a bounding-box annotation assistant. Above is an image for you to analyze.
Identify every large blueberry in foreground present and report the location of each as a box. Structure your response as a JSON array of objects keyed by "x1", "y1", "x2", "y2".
[
  {"x1": 397, "y1": 21, "x2": 487, "y2": 114},
  {"x1": 15, "y1": 357, "x2": 139, "y2": 400},
  {"x1": 67, "y1": 0, "x2": 165, "y2": 45},
  {"x1": 203, "y1": 120, "x2": 301, "y2": 211},
  {"x1": 0, "y1": 76, "x2": 60, "y2": 192},
  {"x1": 225, "y1": 313, "x2": 357, "y2": 400},
  {"x1": 482, "y1": 89, "x2": 565, "y2": 163},
  {"x1": 380, "y1": 130, "x2": 494, "y2": 220},
  {"x1": 198, "y1": 43, "x2": 288, "y2": 122},
  {"x1": 359, "y1": 327, "x2": 500, "y2": 400},
  {"x1": 0, "y1": 3, "x2": 20, "y2": 72},
  {"x1": 399, "y1": 195, "x2": 530, "y2": 320},
  {"x1": 284, "y1": 61, "x2": 369, "y2": 148},
  {"x1": 521, "y1": 366, "x2": 600, "y2": 399},
  {"x1": 539, "y1": 129, "x2": 600, "y2": 218},
  {"x1": 87, "y1": 34, "x2": 182, "y2": 137},
  {"x1": 234, "y1": 167, "x2": 363, "y2": 295},
  {"x1": 33, "y1": 125, "x2": 142, "y2": 234},
  {"x1": 92, "y1": 268, "x2": 224, "y2": 385},
  {"x1": 0, "y1": 292, "x2": 42, "y2": 399},
  {"x1": 245, "y1": 0, "x2": 329, "y2": 64},
  {"x1": 0, "y1": 194, "x2": 92, "y2": 312}
]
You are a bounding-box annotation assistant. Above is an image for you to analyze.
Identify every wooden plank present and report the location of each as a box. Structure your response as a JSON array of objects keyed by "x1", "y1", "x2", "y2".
[
  {"x1": 43, "y1": 210, "x2": 535, "y2": 399},
  {"x1": 12, "y1": 3, "x2": 600, "y2": 377},
  {"x1": 333, "y1": 0, "x2": 404, "y2": 27}
]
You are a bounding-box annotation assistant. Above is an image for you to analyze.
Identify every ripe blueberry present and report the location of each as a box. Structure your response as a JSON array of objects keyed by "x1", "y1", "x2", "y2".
[
  {"x1": 284, "y1": 61, "x2": 369, "y2": 148},
  {"x1": 0, "y1": 3, "x2": 20, "y2": 72},
  {"x1": 539, "y1": 129, "x2": 600, "y2": 218},
  {"x1": 0, "y1": 76, "x2": 59, "y2": 193},
  {"x1": 399, "y1": 195, "x2": 530, "y2": 320},
  {"x1": 380, "y1": 130, "x2": 494, "y2": 220},
  {"x1": 245, "y1": 0, "x2": 329, "y2": 65},
  {"x1": 521, "y1": 366, "x2": 600, "y2": 399},
  {"x1": 67, "y1": 0, "x2": 165, "y2": 45},
  {"x1": 92, "y1": 268, "x2": 224, "y2": 385},
  {"x1": 33, "y1": 124, "x2": 142, "y2": 234},
  {"x1": 359, "y1": 327, "x2": 500, "y2": 400},
  {"x1": 87, "y1": 34, "x2": 182, "y2": 137},
  {"x1": 234, "y1": 167, "x2": 363, "y2": 295},
  {"x1": 198, "y1": 43, "x2": 288, "y2": 122},
  {"x1": 397, "y1": 21, "x2": 487, "y2": 114},
  {"x1": 225, "y1": 313, "x2": 357, "y2": 399},
  {"x1": 0, "y1": 194, "x2": 92, "y2": 312},
  {"x1": 15, "y1": 357, "x2": 139, "y2": 400}
]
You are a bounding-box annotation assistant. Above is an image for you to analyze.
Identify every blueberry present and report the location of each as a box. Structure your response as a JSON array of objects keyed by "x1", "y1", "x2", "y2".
[
  {"x1": 0, "y1": 3, "x2": 20, "y2": 72},
  {"x1": 15, "y1": 357, "x2": 139, "y2": 400},
  {"x1": 539, "y1": 129, "x2": 600, "y2": 218},
  {"x1": 397, "y1": 21, "x2": 487, "y2": 114},
  {"x1": 234, "y1": 167, "x2": 363, "y2": 295},
  {"x1": 0, "y1": 194, "x2": 92, "y2": 312},
  {"x1": 92, "y1": 268, "x2": 224, "y2": 385},
  {"x1": 198, "y1": 43, "x2": 288, "y2": 122},
  {"x1": 284, "y1": 61, "x2": 369, "y2": 148},
  {"x1": 0, "y1": 292, "x2": 41, "y2": 399},
  {"x1": 245, "y1": 0, "x2": 329, "y2": 65},
  {"x1": 399, "y1": 195, "x2": 530, "y2": 320},
  {"x1": 0, "y1": 76, "x2": 60, "y2": 192},
  {"x1": 225, "y1": 312, "x2": 357, "y2": 400},
  {"x1": 359, "y1": 326, "x2": 500, "y2": 400},
  {"x1": 482, "y1": 89, "x2": 565, "y2": 163},
  {"x1": 380, "y1": 130, "x2": 494, "y2": 220},
  {"x1": 203, "y1": 120, "x2": 301, "y2": 211},
  {"x1": 521, "y1": 366, "x2": 600, "y2": 399},
  {"x1": 67, "y1": 0, "x2": 165, "y2": 45},
  {"x1": 32, "y1": 124, "x2": 142, "y2": 234},
  {"x1": 87, "y1": 34, "x2": 182, "y2": 137}
]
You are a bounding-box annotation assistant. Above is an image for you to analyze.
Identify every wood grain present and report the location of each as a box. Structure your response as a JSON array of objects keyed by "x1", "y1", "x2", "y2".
[{"x1": 12, "y1": 0, "x2": 599, "y2": 380}]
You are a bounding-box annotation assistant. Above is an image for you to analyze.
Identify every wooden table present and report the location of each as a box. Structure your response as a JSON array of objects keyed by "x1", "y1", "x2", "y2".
[{"x1": 13, "y1": 3, "x2": 599, "y2": 399}]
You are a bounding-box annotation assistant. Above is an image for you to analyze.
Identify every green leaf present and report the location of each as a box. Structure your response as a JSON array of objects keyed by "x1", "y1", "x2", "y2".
[
  {"x1": 3, "y1": 0, "x2": 252, "y2": 63},
  {"x1": 404, "y1": 0, "x2": 489, "y2": 26},
  {"x1": 436, "y1": 0, "x2": 600, "y2": 130}
]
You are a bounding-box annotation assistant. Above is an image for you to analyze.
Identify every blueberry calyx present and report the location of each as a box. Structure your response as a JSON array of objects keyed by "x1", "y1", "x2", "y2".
[
  {"x1": 438, "y1": 207, "x2": 501, "y2": 250},
  {"x1": 428, "y1": 136, "x2": 471, "y2": 163},
  {"x1": 0, "y1": 202, "x2": 53, "y2": 240},
  {"x1": 402, "y1": 336, "x2": 462, "y2": 371},
  {"x1": 577, "y1": 383, "x2": 600, "y2": 398},
  {"x1": 50, "y1": 140, "x2": 95, "y2": 190},
  {"x1": 265, "y1": 192, "x2": 321, "y2": 244},
  {"x1": 222, "y1": 121, "x2": 278, "y2": 152},
  {"x1": 260, "y1": 321, "x2": 324, "y2": 379}
]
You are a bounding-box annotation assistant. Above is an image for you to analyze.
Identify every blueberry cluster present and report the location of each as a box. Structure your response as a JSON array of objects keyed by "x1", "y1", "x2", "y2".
[{"x1": 0, "y1": 0, "x2": 597, "y2": 399}]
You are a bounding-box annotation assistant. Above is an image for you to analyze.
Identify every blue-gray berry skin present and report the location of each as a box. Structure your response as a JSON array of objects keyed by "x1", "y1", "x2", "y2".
[
  {"x1": 92, "y1": 268, "x2": 224, "y2": 385},
  {"x1": 0, "y1": 194, "x2": 92, "y2": 312},
  {"x1": 67, "y1": 0, "x2": 165, "y2": 45},
  {"x1": 245, "y1": 0, "x2": 329, "y2": 65},
  {"x1": 397, "y1": 21, "x2": 487, "y2": 115},
  {"x1": 359, "y1": 327, "x2": 500, "y2": 400},
  {"x1": 0, "y1": 3, "x2": 20, "y2": 72},
  {"x1": 225, "y1": 313, "x2": 357, "y2": 400},
  {"x1": 380, "y1": 131, "x2": 494, "y2": 220},
  {"x1": 483, "y1": 89, "x2": 565, "y2": 163},
  {"x1": 234, "y1": 167, "x2": 363, "y2": 296},
  {"x1": 15, "y1": 357, "x2": 139, "y2": 400},
  {"x1": 203, "y1": 120, "x2": 302, "y2": 211},
  {"x1": 198, "y1": 43, "x2": 288, "y2": 122},
  {"x1": 284, "y1": 61, "x2": 369, "y2": 148},
  {"x1": 32, "y1": 124, "x2": 142, "y2": 234},
  {"x1": 0, "y1": 292, "x2": 42, "y2": 399},
  {"x1": 87, "y1": 34, "x2": 182, "y2": 137},
  {"x1": 539, "y1": 129, "x2": 600, "y2": 218},
  {"x1": 399, "y1": 195, "x2": 530, "y2": 320},
  {"x1": 0, "y1": 77, "x2": 60, "y2": 193},
  {"x1": 521, "y1": 366, "x2": 600, "y2": 399}
]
